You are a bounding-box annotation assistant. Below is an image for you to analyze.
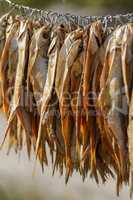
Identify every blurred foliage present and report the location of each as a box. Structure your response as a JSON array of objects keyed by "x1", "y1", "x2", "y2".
[{"x1": 11, "y1": 0, "x2": 133, "y2": 9}]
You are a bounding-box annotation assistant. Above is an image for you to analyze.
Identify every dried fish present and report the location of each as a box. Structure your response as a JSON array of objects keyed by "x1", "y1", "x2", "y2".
[
  {"x1": 36, "y1": 25, "x2": 66, "y2": 170},
  {"x1": 97, "y1": 26, "x2": 129, "y2": 193},
  {"x1": 0, "y1": 12, "x2": 133, "y2": 195},
  {"x1": 0, "y1": 12, "x2": 11, "y2": 58},
  {"x1": 70, "y1": 50, "x2": 83, "y2": 170},
  {"x1": 121, "y1": 24, "x2": 133, "y2": 105},
  {"x1": 0, "y1": 21, "x2": 19, "y2": 114},
  {"x1": 28, "y1": 25, "x2": 50, "y2": 113},
  {"x1": 0, "y1": 13, "x2": 14, "y2": 108},
  {"x1": 55, "y1": 28, "x2": 83, "y2": 182},
  {"x1": 83, "y1": 22, "x2": 103, "y2": 117},
  {"x1": 1, "y1": 20, "x2": 33, "y2": 156}
]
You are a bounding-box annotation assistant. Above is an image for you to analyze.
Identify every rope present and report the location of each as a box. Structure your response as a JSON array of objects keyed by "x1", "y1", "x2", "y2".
[{"x1": 1, "y1": 0, "x2": 133, "y2": 27}]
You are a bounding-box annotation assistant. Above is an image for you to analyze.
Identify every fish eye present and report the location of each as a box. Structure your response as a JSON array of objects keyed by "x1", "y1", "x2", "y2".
[
  {"x1": 42, "y1": 32, "x2": 49, "y2": 39},
  {"x1": 60, "y1": 24, "x2": 65, "y2": 29}
]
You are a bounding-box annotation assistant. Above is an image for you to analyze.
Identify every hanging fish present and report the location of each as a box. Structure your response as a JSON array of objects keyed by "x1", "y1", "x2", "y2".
[
  {"x1": 0, "y1": 12, "x2": 11, "y2": 58},
  {"x1": 97, "y1": 25, "x2": 129, "y2": 193},
  {"x1": 1, "y1": 20, "x2": 33, "y2": 157},
  {"x1": 121, "y1": 24, "x2": 133, "y2": 106},
  {"x1": 0, "y1": 13, "x2": 13, "y2": 108},
  {"x1": 92, "y1": 31, "x2": 123, "y2": 186},
  {"x1": 70, "y1": 50, "x2": 83, "y2": 171},
  {"x1": 77, "y1": 22, "x2": 104, "y2": 178},
  {"x1": 82, "y1": 22, "x2": 103, "y2": 117},
  {"x1": 122, "y1": 24, "x2": 133, "y2": 196},
  {"x1": 36, "y1": 25, "x2": 66, "y2": 170},
  {"x1": 0, "y1": 21, "x2": 19, "y2": 114},
  {"x1": 55, "y1": 28, "x2": 83, "y2": 183},
  {"x1": 28, "y1": 25, "x2": 51, "y2": 113}
]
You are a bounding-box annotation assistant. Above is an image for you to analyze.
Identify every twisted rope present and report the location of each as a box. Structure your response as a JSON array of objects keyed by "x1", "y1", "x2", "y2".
[{"x1": 1, "y1": 0, "x2": 133, "y2": 27}]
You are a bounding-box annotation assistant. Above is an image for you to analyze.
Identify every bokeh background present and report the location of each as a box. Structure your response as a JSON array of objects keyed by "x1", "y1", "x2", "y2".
[
  {"x1": 12, "y1": 0, "x2": 133, "y2": 12},
  {"x1": 12, "y1": 0, "x2": 133, "y2": 14},
  {"x1": 0, "y1": 0, "x2": 132, "y2": 200}
]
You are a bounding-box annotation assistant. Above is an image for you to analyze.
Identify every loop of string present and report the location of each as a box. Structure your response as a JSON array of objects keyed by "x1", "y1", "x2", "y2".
[{"x1": 1, "y1": 0, "x2": 133, "y2": 27}]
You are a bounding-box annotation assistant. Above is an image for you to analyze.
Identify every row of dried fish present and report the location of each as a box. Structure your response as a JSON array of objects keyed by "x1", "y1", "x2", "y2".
[{"x1": 0, "y1": 13, "x2": 133, "y2": 195}]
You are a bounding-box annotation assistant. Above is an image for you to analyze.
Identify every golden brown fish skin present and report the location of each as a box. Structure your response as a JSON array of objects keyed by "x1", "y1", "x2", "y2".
[
  {"x1": 92, "y1": 33, "x2": 115, "y2": 171},
  {"x1": 82, "y1": 22, "x2": 103, "y2": 116},
  {"x1": 8, "y1": 28, "x2": 19, "y2": 101},
  {"x1": 123, "y1": 24, "x2": 133, "y2": 196},
  {"x1": 80, "y1": 22, "x2": 104, "y2": 176},
  {"x1": 0, "y1": 22, "x2": 19, "y2": 114},
  {"x1": 44, "y1": 26, "x2": 66, "y2": 151},
  {"x1": 70, "y1": 52, "x2": 83, "y2": 118},
  {"x1": 55, "y1": 28, "x2": 83, "y2": 99},
  {"x1": 92, "y1": 26, "x2": 127, "y2": 186},
  {"x1": 1, "y1": 20, "x2": 35, "y2": 157},
  {"x1": 106, "y1": 28, "x2": 127, "y2": 154},
  {"x1": 40, "y1": 25, "x2": 66, "y2": 115},
  {"x1": 97, "y1": 26, "x2": 129, "y2": 191},
  {"x1": 121, "y1": 24, "x2": 133, "y2": 105},
  {"x1": 28, "y1": 25, "x2": 51, "y2": 113},
  {"x1": 53, "y1": 113, "x2": 65, "y2": 176},
  {"x1": 35, "y1": 25, "x2": 66, "y2": 168},
  {"x1": 0, "y1": 13, "x2": 132, "y2": 192},
  {"x1": 0, "y1": 12, "x2": 11, "y2": 52},
  {"x1": 55, "y1": 28, "x2": 83, "y2": 182},
  {"x1": 70, "y1": 51, "x2": 83, "y2": 171}
]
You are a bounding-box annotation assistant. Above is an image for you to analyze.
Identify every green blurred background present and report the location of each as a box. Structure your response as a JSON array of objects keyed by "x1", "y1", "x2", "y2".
[{"x1": 11, "y1": 0, "x2": 133, "y2": 11}]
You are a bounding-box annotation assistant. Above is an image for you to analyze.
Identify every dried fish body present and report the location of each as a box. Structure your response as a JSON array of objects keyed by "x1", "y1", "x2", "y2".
[
  {"x1": 70, "y1": 52, "x2": 83, "y2": 120},
  {"x1": 0, "y1": 11, "x2": 133, "y2": 194},
  {"x1": 124, "y1": 24, "x2": 133, "y2": 196},
  {"x1": 0, "y1": 14, "x2": 9, "y2": 107},
  {"x1": 36, "y1": 25, "x2": 66, "y2": 170},
  {"x1": 92, "y1": 37, "x2": 123, "y2": 185},
  {"x1": 0, "y1": 22, "x2": 19, "y2": 114},
  {"x1": 121, "y1": 24, "x2": 133, "y2": 105},
  {"x1": 54, "y1": 28, "x2": 83, "y2": 182},
  {"x1": 55, "y1": 28, "x2": 83, "y2": 99},
  {"x1": 70, "y1": 51, "x2": 83, "y2": 169},
  {"x1": 97, "y1": 26, "x2": 129, "y2": 192},
  {"x1": 92, "y1": 31, "x2": 113, "y2": 145},
  {"x1": 0, "y1": 12, "x2": 11, "y2": 58},
  {"x1": 28, "y1": 25, "x2": 50, "y2": 113},
  {"x1": 7, "y1": 22, "x2": 20, "y2": 112},
  {"x1": 40, "y1": 25, "x2": 66, "y2": 115},
  {"x1": 1, "y1": 20, "x2": 34, "y2": 157},
  {"x1": 83, "y1": 22, "x2": 103, "y2": 115},
  {"x1": 78, "y1": 22, "x2": 104, "y2": 177},
  {"x1": 105, "y1": 27, "x2": 127, "y2": 153},
  {"x1": 7, "y1": 18, "x2": 19, "y2": 79}
]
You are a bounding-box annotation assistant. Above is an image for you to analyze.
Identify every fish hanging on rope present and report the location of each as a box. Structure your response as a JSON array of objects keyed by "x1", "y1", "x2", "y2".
[
  {"x1": 0, "y1": 10, "x2": 133, "y2": 195},
  {"x1": 28, "y1": 25, "x2": 51, "y2": 114},
  {"x1": 81, "y1": 22, "x2": 104, "y2": 178},
  {"x1": 0, "y1": 13, "x2": 13, "y2": 108},
  {"x1": 55, "y1": 28, "x2": 83, "y2": 183},
  {"x1": 1, "y1": 20, "x2": 34, "y2": 157},
  {"x1": 0, "y1": 20, "x2": 19, "y2": 114},
  {"x1": 123, "y1": 24, "x2": 133, "y2": 197},
  {"x1": 35, "y1": 25, "x2": 66, "y2": 170},
  {"x1": 70, "y1": 49, "x2": 83, "y2": 172},
  {"x1": 91, "y1": 31, "x2": 116, "y2": 184},
  {"x1": 97, "y1": 25, "x2": 129, "y2": 194}
]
